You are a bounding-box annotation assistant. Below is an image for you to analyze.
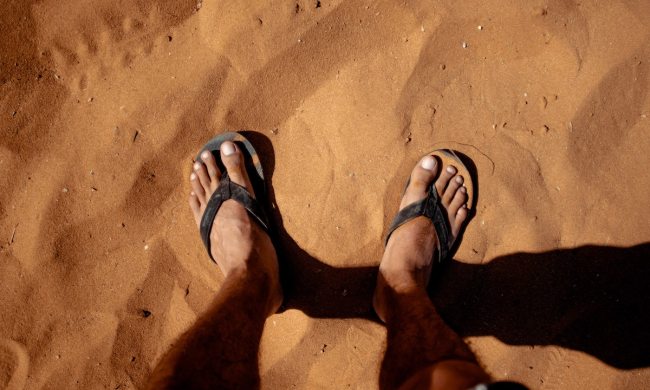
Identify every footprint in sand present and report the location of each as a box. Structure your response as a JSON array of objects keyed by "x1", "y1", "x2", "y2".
[
  {"x1": 0, "y1": 339, "x2": 29, "y2": 390},
  {"x1": 33, "y1": 0, "x2": 194, "y2": 92}
]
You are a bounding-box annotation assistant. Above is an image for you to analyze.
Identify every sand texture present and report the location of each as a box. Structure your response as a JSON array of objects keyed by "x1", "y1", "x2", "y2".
[{"x1": 2, "y1": 0, "x2": 650, "y2": 388}]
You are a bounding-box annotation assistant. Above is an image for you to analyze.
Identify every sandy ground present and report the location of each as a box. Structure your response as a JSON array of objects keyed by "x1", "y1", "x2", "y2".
[{"x1": 2, "y1": 0, "x2": 650, "y2": 389}]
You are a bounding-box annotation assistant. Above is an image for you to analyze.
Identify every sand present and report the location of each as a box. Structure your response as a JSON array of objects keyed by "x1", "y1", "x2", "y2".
[{"x1": 1, "y1": 0, "x2": 650, "y2": 388}]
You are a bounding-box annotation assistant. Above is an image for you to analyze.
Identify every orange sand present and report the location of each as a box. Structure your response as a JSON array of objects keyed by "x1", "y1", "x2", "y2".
[{"x1": 1, "y1": 0, "x2": 649, "y2": 388}]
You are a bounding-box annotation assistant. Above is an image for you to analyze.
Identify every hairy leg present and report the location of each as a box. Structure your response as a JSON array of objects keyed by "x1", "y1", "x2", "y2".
[
  {"x1": 148, "y1": 141, "x2": 282, "y2": 390},
  {"x1": 374, "y1": 155, "x2": 489, "y2": 390},
  {"x1": 377, "y1": 273, "x2": 488, "y2": 390},
  {"x1": 148, "y1": 268, "x2": 275, "y2": 390}
]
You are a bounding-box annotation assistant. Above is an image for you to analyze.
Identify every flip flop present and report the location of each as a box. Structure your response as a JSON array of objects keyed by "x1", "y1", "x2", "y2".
[
  {"x1": 385, "y1": 149, "x2": 474, "y2": 264},
  {"x1": 195, "y1": 132, "x2": 270, "y2": 263}
]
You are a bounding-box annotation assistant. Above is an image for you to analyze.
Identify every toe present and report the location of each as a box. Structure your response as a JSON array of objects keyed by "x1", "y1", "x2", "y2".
[
  {"x1": 221, "y1": 141, "x2": 256, "y2": 197},
  {"x1": 193, "y1": 161, "x2": 212, "y2": 192},
  {"x1": 442, "y1": 175, "x2": 463, "y2": 206},
  {"x1": 452, "y1": 205, "x2": 469, "y2": 237},
  {"x1": 449, "y1": 186, "x2": 468, "y2": 217},
  {"x1": 434, "y1": 164, "x2": 456, "y2": 197},
  {"x1": 188, "y1": 192, "x2": 201, "y2": 226},
  {"x1": 400, "y1": 155, "x2": 438, "y2": 209},
  {"x1": 200, "y1": 150, "x2": 221, "y2": 185},
  {"x1": 190, "y1": 172, "x2": 206, "y2": 203}
]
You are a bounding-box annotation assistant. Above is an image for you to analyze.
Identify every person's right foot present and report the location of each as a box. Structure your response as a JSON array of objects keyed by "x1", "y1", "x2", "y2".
[
  {"x1": 373, "y1": 155, "x2": 469, "y2": 322},
  {"x1": 188, "y1": 141, "x2": 283, "y2": 315}
]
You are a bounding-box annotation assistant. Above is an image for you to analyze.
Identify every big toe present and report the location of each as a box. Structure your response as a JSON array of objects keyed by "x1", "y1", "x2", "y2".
[
  {"x1": 400, "y1": 155, "x2": 439, "y2": 209},
  {"x1": 220, "y1": 141, "x2": 256, "y2": 197}
]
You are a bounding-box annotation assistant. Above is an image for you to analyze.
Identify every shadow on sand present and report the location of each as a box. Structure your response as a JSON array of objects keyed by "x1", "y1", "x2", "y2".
[{"x1": 242, "y1": 131, "x2": 650, "y2": 370}]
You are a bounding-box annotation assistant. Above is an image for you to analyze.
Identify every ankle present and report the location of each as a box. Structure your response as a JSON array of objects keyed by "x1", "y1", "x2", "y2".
[
  {"x1": 224, "y1": 255, "x2": 282, "y2": 313},
  {"x1": 374, "y1": 270, "x2": 429, "y2": 323},
  {"x1": 221, "y1": 239, "x2": 277, "y2": 276},
  {"x1": 224, "y1": 261, "x2": 274, "y2": 285},
  {"x1": 378, "y1": 263, "x2": 428, "y2": 294}
]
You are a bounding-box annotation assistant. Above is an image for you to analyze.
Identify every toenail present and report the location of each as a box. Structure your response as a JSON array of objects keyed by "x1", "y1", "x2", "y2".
[
  {"x1": 193, "y1": 162, "x2": 201, "y2": 170},
  {"x1": 421, "y1": 156, "x2": 436, "y2": 171},
  {"x1": 190, "y1": 173, "x2": 196, "y2": 181},
  {"x1": 460, "y1": 187, "x2": 466, "y2": 193},
  {"x1": 222, "y1": 142, "x2": 235, "y2": 156},
  {"x1": 456, "y1": 176, "x2": 463, "y2": 183},
  {"x1": 446, "y1": 166, "x2": 456, "y2": 173},
  {"x1": 201, "y1": 151, "x2": 210, "y2": 160}
]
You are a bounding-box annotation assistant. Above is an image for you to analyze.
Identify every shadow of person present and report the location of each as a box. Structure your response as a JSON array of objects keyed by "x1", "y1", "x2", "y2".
[
  {"x1": 433, "y1": 242, "x2": 650, "y2": 370},
  {"x1": 241, "y1": 130, "x2": 650, "y2": 370}
]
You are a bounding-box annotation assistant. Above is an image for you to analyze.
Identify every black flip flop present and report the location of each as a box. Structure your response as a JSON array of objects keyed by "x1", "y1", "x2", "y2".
[
  {"x1": 385, "y1": 149, "x2": 475, "y2": 264},
  {"x1": 196, "y1": 132, "x2": 270, "y2": 263}
]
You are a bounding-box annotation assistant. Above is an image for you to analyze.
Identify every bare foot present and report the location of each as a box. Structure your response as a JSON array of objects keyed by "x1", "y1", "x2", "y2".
[
  {"x1": 188, "y1": 140, "x2": 283, "y2": 315},
  {"x1": 374, "y1": 155, "x2": 469, "y2": 322}
]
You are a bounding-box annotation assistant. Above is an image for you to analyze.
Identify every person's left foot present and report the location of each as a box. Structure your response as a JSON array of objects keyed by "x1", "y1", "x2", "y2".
[
  {"x1": 373, "y1": 155, "x2": 469, "y2": 322},
  {"x1": 188, "y1": 141, "x2": 283, "y2": 315}
]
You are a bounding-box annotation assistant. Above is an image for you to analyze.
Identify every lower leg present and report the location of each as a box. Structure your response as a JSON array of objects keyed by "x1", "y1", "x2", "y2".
[
  {"x1": 376, "y1": 271, "x2": 488, "y2": 390},
  {"x1": 374, "y1": 155, "x2": 489, "y2": 390},
  {"x1": 148, "y1": 141, "x2": 282, "y2": 389},
  {"x1": 147, "y1": 265, "x2": 276, "y2": 390}
]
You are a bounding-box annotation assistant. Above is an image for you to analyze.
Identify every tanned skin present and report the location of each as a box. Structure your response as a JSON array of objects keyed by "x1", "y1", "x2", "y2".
[{"x1": 148, "y1": 143, "x2": 488, "y2": 390}]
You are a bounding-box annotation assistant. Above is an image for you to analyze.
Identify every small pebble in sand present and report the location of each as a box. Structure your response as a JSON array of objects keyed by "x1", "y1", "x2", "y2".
[
  {"x1": 144, "y1": 244, "x2": 149, "y2": 250},
  {"x1": 477, "y1": 25, "x2": 483, "y2": 30},
  {"x1": 462, "y1": 42, "x2": 468, "y2": 48},
  {"x1": 62, "y1": 188, "x2": 69, "y2": 193},
  {"x1": 421, "y1": 25, "x2": 425, "y2": 32},
  {"x1": 440, "y1": 64, "x2": 446, "y2": 70}
]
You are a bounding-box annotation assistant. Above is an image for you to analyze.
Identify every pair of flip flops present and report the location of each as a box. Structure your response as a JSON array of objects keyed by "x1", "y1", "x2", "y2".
[{"x1": 197, "y1": 132, "x2": 474, "y2": 265}]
